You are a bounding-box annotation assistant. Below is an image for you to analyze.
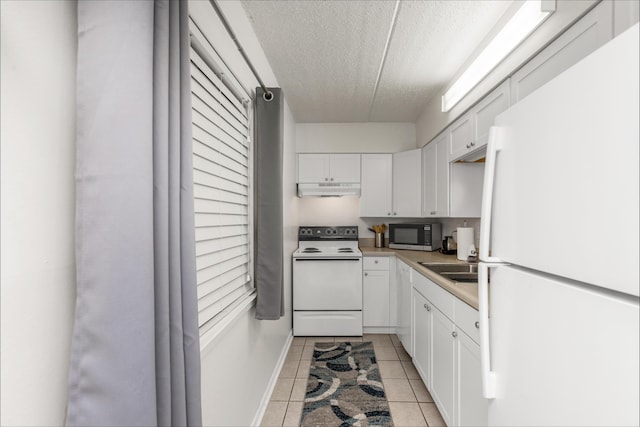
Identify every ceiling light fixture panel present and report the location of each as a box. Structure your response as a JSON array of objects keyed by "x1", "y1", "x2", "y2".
[{"x1": 442, "y1": 0, "x2": 556, "y2": 112}]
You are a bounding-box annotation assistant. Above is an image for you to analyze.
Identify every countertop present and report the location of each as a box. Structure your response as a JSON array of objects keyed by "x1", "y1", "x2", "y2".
[{"x1": 360, "y1": 246, "x2": 480, "y2": 310}]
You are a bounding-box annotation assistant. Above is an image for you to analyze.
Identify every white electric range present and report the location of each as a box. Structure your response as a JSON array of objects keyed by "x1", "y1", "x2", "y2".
[{"x1": 292, "y1": 226, "x2": 363, "y2": 336}]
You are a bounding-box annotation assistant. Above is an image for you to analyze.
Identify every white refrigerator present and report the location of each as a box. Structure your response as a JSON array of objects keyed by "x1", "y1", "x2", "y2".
[{"x1": 478, "y1": 23, "x2": 639, "y2": 426}]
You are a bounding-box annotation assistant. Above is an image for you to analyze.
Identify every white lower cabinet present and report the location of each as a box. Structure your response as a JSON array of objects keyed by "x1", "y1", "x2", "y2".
[
  {"x1": 412, "y1": 290, "x2": 432, "y2": 389},
  {"x1": 456, "y1": 329, "x2": 487, "y2": 426},
  {"x1": 431, "y1": 305, "x2": 456, "y2": 426},
  {"x1": 396, "y1": 259, "x2": 412, "y2": 356},
  {"x1": 363, "y1": 256, "x2": 391, "y2": 327},
  {"x1": 363, "y1": 270, "x2": 389, "y2": 326},
  {"x1": 412, "y1": 270, "x2": 487, "y2": 427}
]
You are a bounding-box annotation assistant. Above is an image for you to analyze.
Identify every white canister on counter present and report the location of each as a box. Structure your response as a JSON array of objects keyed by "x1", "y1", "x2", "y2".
[{"x1": 456, "y1": 227, "x2": 474, "y2": 261}]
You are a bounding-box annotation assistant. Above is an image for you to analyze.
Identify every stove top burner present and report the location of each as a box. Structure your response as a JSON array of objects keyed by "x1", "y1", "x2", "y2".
[
  {"x1": 302, "y1": 248, "x2": 321, "y2": 253},
  {"x1": 338, "y1": 248, "x2": 354, "y2": 252}
]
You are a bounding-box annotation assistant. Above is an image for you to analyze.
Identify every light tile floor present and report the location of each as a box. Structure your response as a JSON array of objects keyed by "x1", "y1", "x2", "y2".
[{"x1": 261, "y1": 334, "x2": 446, "y2": 427}]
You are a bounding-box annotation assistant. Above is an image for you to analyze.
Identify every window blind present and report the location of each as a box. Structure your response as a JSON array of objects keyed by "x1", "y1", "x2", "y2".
[{"x1": 189, "y1": 39, "x2": 254, "y2": 337}]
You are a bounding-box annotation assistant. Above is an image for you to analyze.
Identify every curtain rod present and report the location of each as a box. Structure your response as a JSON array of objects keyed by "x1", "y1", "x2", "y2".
[{"x1": 209, "y1": 0, "x2": 274, "y2": 102}]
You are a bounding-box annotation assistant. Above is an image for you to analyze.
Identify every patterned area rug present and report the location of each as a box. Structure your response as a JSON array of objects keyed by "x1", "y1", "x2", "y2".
[{"x1": 301, "y1": 341, "x2": 394, "y2": 426}]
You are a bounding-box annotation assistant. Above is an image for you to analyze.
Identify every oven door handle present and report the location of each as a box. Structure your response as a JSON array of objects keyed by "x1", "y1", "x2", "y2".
[{"x1": 294, "y1": 258, "x2": 362, "y2": 261}]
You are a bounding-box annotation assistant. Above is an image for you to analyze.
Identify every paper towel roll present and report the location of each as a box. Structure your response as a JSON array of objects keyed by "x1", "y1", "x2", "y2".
[{"x1": 456, "y1": 227, "x2": 474, "y2": 261}]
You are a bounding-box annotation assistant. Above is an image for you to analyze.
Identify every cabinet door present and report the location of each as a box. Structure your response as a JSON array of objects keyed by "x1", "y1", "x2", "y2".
[
  {"x1": 473, "y1": 80, "x2": 510, "y2": 148},
  {"x1": 431, "y1": 307, "x2": 455, "y2": 426},
  {"x1": 435, "y1": 134, "x2": 450, "y2": 217},
  {"x1": 396, "y1": 260, "x2": 412, "y2": 356},
  {"x1": 412, "y1": 289, "x2": 432, "y2": 389},
  {"x1": 422, "y1": 143, "x2": 437, "y2": 217},
  {"x1": 510, "y1": 1, "x2": 612, "y2": 103},
  {"x1": 297, "y1": 154, "x2": 329, "y2": 183},
  {"x1": 449, "y1": 162, "x2": 484, "y2": 218},
  {"x1": 363, "y1": 270, "x2": 390, "y2": 327},
  {"x1": 456, "y1": 330, "x2": 488, "y2": 427},
  {"x1": 360, "y1": 154, "x2": 393, "y2": 217},
  {"x1": 449, "y1": 113, "x2": 474, "y2": 162},
  {"x1": 388, "y1": 257, "x2": 397, "y2": 327},
  {"x1": 329, "y1": 154, "x2": 361, "y2": 183},
  {"x1": 392, "y1": 149, "x2": 422, "y2": 217}
]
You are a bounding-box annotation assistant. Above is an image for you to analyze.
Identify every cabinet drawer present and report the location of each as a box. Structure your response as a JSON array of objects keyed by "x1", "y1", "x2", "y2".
[
  {"x1": 363, "y1": 256, "x2": 390, "y2": 270},
  {"x1": 454, "y1": 298, "x2": 480, "y2": 344},
  {"x1": 413, "y1": 272, "x2": 454, "y2": 321}
]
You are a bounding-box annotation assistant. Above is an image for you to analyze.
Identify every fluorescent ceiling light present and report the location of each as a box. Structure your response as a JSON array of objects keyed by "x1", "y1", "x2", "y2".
[{"x1": 442, "y1": 0, "x2": 555, "y2": 112}]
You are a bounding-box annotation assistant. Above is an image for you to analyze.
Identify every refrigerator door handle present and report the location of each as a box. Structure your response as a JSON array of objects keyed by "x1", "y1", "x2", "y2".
[
  {"x1": 479, "y1": 262, "x2": 501, "y2": 399},
  {"x1": 479, "y1": 126, "x2": 505, "y2": 263}
]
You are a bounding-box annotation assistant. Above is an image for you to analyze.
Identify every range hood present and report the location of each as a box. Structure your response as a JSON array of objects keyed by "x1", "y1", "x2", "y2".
[{"x1": 297, "y1": 182, "x2": 361, "y2": 197}]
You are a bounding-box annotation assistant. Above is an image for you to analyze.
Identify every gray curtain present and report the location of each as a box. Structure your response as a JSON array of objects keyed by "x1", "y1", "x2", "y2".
[
  {"x1": 255, "y1": 88, "x2": 285, "y2": 320},
  {"x1": 66, "y1": 1, "x2": 201, "y2": 426}
]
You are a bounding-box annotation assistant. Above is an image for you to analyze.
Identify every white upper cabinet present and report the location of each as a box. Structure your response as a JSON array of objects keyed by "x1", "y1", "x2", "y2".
[
  {"x1": 297, "y1": 153, "x2": 360, "y2": 183},
  {"x1": 450, "y1": 81, "x2": 510, "y2": 162},
  {"x1": 297, "y1": 154, "x2": 329, "y2": 183},
  {"x1": 473, "y1": 80, "x2": 510, "y2": 149},
  {"x1": 422, "y1": 142, "x2": 437, "y2": 216},
  {"x1": 392, "y1": 148, "x2": 423, "y2": 218},
  {"x1": 360, "y1": 154, "x2": 393, "y2": 217},
  {"x1": 449, "y1": 113, "x2": 475, "y2": 162},
  {"x1": 422, "y1": 133, "x2": 449, "y2": 217},
  {"x1": 450, "y1": 163, "x2": 484, "y2": 218},
  {"x1": 510, "y1": 1, "x2": 613, "y2": 104},
  {"x1": 329, "y1": 154, "x2": 361, "y2": 183}
]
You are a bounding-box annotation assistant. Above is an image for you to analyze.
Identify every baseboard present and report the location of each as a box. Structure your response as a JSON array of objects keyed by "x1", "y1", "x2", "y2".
[
  {"x1": 251, "y1": 330, "x2": 294, "y2": 427},
  {"x1": 363, "y1": 326, "x2": 397, "y2": 334}
]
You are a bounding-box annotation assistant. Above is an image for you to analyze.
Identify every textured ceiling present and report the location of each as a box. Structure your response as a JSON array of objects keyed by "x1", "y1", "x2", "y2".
[{"x1": 241, "y1": 0, "x2": 513, "y2": 123}]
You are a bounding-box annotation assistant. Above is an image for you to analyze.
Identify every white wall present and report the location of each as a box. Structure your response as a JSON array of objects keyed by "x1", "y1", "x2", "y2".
[
  {"x1": 297, "y1": 122, "x2": 416, "y2": 153},
  {"x1": 415, "y1": 0, "x2": 599, "y2": 146},
  {"x1": 189, "y1": 1, "x2": 297, "y2": 425},
  {"x1": 0, "y1": 1, "x2": 77, "y2": 425}
]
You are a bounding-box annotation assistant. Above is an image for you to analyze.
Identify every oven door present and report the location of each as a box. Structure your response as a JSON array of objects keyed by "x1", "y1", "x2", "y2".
[{"x1": 293, "y1": 257, "x2": 362, "y2": 310}]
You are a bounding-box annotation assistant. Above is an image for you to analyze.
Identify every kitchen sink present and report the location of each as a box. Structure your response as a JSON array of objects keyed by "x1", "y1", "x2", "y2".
[
  {"x1": 418, "y1": 262, "x2": 480, "y2": 284},
  {"x1": 418, "y1": 262, "x2": 478, "y2": 273},
  {"x1": 438, "y1": 272, "x2": 479, "y2": 283}
]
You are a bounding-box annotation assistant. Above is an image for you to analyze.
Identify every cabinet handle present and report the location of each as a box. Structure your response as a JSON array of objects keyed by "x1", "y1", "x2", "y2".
[
  {"x1": 374, "y1": 260, "x2": 379, "y2": 264},
  {"x1": 466, "y1": 143, "x2": 471, "y2": 149},
  {"x1": 364, "y1": 272, "x2": 368, "y2": 276},
  {"x1": 324, "y1": 177, "x2": 328, "y2": 181},
  {"x1": 426, "y1": 305, "x2": 431, "y2": 312},
  {"x1": 423, "y1": 304, "x2": 427, "y2": 309},
  {"x1": 330, "y1": 177, "x2": 334, "y2": 181},
  {"x1": 387, "y1": 212, "x2": 391, "y2": 216},
  {"x1": 430, "y1": 211, "x2": 436, "y2": 215},
  {"x1": 470, "y1": 141, "x2": 475, "y2": 147},
  {"x1": 475, "y1": 321, "x2": 480, "y2": 329},
  {"x1": 452, "y1": 331, "x2": 458, "y2": 338},
  {"x1": 393, "y1": 212, "x2": 397, "y2": 216}
]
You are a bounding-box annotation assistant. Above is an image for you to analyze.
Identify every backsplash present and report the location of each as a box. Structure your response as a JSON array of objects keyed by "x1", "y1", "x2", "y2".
[{"x1": 297, "y1": 197, "x2": 481, "y2": 248}]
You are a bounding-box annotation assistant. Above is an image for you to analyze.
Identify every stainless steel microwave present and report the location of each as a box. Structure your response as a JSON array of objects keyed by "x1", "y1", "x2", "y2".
[{"x1": 389, "y1": 223, "x2": 442, "y2": 252}]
